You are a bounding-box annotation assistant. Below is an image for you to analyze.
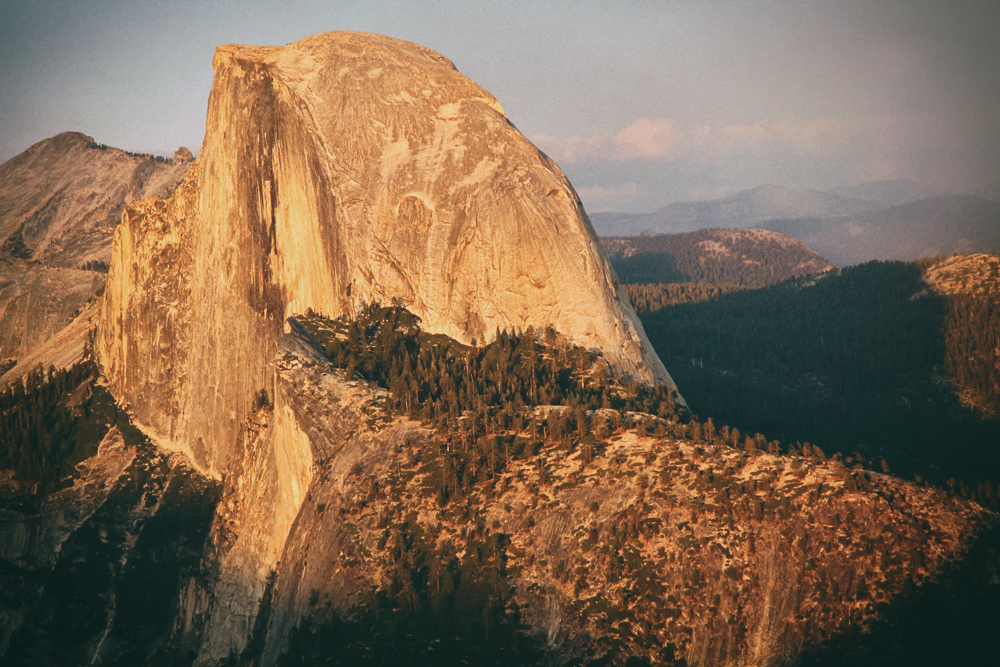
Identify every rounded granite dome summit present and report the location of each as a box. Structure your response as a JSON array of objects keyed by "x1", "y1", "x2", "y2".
[{"x1": 98, "y1": 30, "x2": 676, "y2": 475}]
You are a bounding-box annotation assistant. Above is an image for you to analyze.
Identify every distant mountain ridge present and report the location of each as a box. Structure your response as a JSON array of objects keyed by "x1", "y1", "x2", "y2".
[
  {"x1": 0, "y1": 131, "x2": 191, "y2": 269},
  {"x1": 601, "y1": 228, "x2": 835, "y2": 287},
  {"x1": 829, "y1": 179, "x2": 930, "y2": 207},
  {"x1": 590, "y1": 183, "x2": 890, "y2": 237},
  {"x1": 0, "y1": 131, "x2": 191, "y2": 368},
  {"x1": 758, "y1": 195, "x2": 1000, "y2": 265},
  {"x1": 590, "y1": 181, "x2": 1000, "y2": 265}
]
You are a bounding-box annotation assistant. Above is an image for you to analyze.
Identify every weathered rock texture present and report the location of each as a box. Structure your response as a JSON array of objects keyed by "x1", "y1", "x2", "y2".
[
  {"x1": 0, "y1": 300, "x2": 100, "y2": 388},
  {"x1": 0, "y1": 264, "x2": 104, "y2": 363},
  {"x1": 184, "y1": 335, "x2": 992, "y2": 667},
  {"x1": 0, "y1": 131, "x2": 191, "y2": 269},
  {"x1": 0, "y1": 131, "x2": 190, "y2": 366},
  {"x1": 97, "y1": 31, "x2": 674, "y2": 478}
]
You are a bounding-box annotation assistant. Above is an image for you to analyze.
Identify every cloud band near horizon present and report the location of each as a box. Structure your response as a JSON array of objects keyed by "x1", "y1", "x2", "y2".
[{"x1": 533, "y1": 111, "x2": 988, "y2": 213}]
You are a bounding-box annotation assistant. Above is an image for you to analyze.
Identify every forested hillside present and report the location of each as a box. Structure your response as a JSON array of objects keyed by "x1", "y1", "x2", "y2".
[
  {"x1": 2, "y1": 305, "x2": 997, "y2": 666},
  {"x1": 635, "y1": 258, "x2": 1000, "y2": 491},
  {"x1": 602, "y1": 228, "x2": 834, "y2": 288},
  {"x1": 0, "y1": 360, "x2": 114, "y2": 486},
  {"x1": 283, "y1": 306, "x2": 996, "y2": 667}
]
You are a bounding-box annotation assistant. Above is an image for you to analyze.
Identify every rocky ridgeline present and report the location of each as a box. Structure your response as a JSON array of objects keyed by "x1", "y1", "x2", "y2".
[
  {"x1": 922, "y1": 253, "x2": 1000, "y2": 421},
  {"x1": 97, "y1": 31, "x2": 673, "y2": 482},
  {"x1": 0, "y1": 131, "x2": 191, "y2": 372},
  {"x1": 923, "y1": 253, "x2": 1000, "y2": 297}
]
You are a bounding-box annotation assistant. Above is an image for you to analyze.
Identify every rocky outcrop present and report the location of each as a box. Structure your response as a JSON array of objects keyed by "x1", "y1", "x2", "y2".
[
  {"x1": 923, "y1": 253, "x2": 1000, "y2": 297},
  {"x1": 0, "y1": 131, "x2": 190, "y2": 269},
  {"x1": 0, "y1": 131, "x2": 190, "y2": 368},
  {"x1": 97, "y1": 31, "x2": 675, "y2": 478}
]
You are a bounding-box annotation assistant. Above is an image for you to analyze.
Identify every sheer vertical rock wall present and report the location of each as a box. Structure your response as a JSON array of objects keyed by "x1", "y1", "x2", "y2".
[{"x1": 97, "y1": 31, "x2": 675, "y2": 478}]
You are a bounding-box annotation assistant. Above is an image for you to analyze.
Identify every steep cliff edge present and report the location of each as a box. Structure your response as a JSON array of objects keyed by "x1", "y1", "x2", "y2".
[
  {"x1": 0, "y1": 131, "x2": 191, "y2": 368},
  {"x1": 187, "y1": 311, "x2": 993, "y2": 667},
  {"x1": 97, "y1": 31, "x2": 674, "y2": 478}
]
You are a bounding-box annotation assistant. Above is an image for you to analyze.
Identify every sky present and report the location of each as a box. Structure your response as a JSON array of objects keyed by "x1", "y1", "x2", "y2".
[{"x1": 1, "y1": 0, "x2": 998, "y2": 213}]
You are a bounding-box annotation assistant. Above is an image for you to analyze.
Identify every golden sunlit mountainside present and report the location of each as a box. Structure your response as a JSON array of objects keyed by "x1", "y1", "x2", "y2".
[
  {"x1": 0, "y1": 132, "x2": 191, "y2": 376},
  {"x1": 1, "y1": 31, "x2": 999, "y2": 667}
]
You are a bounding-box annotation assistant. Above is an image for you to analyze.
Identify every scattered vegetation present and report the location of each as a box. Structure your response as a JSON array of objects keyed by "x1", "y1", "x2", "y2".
[
  {"x1": 80, "y1": 259, "x2": 110, "y2": 273},
  {"x1": 299, "y1": 304, "x2": 682, "y2": 459},
  {"x1": 941, "y1": 293, "x2": 1000, "y2": 420},
  {"x1": 281, "y1": 510, "x2": 545, "y2": 666},
  {"x1": 279, "y1": 304, "x2": 992, "y2": 666},
  {"x1": 603, "y1": 229, "x2": 833, "y2": 288},
  {"x1": 87, "y1": 140, "x2": 175, "y2": 163},
  {"x1": 0, "y1": 360, "x2": 118, "y2": 488},
  {"x1": 1, "y1": 226, "x2": 33, "y2": 260}
]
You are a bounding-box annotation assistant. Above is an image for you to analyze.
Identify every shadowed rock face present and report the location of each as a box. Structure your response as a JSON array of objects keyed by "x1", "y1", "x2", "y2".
[{"x1": 97, "y1": 31, "x2": 675, "y2": 477}]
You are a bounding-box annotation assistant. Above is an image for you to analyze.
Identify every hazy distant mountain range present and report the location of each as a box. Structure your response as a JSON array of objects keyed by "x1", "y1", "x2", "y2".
[
  {"x1": 759, "y1": 195, "x2": 1000, "y2": 266},
  {"x1": 590, "y1": 181, "x2": 1000, "y2": 265}
]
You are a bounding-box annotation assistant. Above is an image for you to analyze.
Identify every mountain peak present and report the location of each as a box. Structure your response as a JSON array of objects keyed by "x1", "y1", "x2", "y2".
[{"x1": 97, "y1": 31, "x2": 674, "y2": 476}]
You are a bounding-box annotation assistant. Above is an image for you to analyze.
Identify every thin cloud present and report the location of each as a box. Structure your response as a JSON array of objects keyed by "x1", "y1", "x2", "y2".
[
  {"x1": 533, "y1": 117, "x2": 684, "y2": 163},
  {"x1": 534, "y1": 116, "x2": 878, "y2": 166},
  {"x1": 611, "y1": 117, "x2": 684, "y2": 160},
  {"x1": 576, "y1": 182, "x2": 642, "y2": 201}
]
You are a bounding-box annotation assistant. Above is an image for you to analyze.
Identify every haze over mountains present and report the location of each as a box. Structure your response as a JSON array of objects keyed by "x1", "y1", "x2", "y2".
[
  {"x1": 602, "y1": 228, "x2": 835, "y2": 288},
  {"x1": 592, "y1": 181, "x2": 1000, "y2": 266}
]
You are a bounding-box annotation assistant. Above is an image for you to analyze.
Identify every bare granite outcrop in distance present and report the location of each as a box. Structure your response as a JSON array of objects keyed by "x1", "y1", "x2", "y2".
[{"x1": 0, "y1": 131, "x2": 190, "y2": 367}]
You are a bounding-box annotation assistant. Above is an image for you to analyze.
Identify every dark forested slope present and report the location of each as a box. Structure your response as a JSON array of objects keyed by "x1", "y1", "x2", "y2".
[{"x1": 636, "y1": 258, "x2": 1000, "y2": 490}]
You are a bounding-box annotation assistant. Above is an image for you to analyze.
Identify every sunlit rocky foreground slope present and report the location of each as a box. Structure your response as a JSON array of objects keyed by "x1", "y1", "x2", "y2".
[
  {"x1": 1, "y1": 313, "x2": 992, "y2": 666},
  {"x1": 1, "y1": 31, "x2": 997, "y2": 667}
]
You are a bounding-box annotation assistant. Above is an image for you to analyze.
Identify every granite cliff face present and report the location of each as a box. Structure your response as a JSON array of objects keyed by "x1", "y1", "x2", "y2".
[
  {"x1": 0, "y1": 131, "x2": 190, "y2": 370},
  {"x1": 24, "y1": 29, "x2": 983, "y2": 667},
  {"x1": 97, "y1": 31, "x2": 673, "y2": 478}
]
